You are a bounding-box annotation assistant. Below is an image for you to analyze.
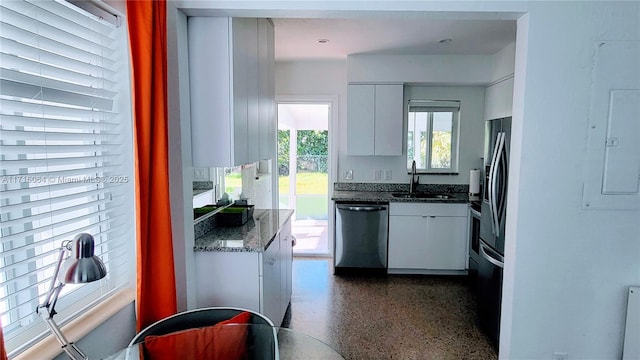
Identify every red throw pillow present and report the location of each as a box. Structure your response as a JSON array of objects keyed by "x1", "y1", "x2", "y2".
[{"x1": 143, "y1": 311, "x2": 251, "y2": 360}]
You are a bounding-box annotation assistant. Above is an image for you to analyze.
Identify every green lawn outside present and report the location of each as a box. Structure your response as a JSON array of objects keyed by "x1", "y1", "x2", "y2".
[
  {"x1": 288, "y1": 195, "x2": 328, "y2": 220},
  {"x1": 225, "y1": 172, "x2": 328, "y2": 197},
  {"x1": 224, "y1": 173, "x2": 241, "y2": 194},
  {"x1": 226, "y1": 172, "x2": 328, "y2": 219},
  {"x1": 279, "y1": 172, "x2": 328, "y2": 195}
]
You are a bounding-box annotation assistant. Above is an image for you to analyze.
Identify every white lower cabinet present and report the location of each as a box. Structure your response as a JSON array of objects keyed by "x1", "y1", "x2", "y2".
[
  {"x1": 192, "y1": 189, "x2": 214, "y2": 208},
  {"x1": 261, "y1": 233, "x2": 281, "y2": 325},
  {"x1": 195, "y1": 218, "x2": 292, "y2": 326},
  {"x1": 388, "y1": 203, "x2": 468, "y2": 273},
  {"x1": 279, "y1": 219, "x2": 293, "y2": 317}
]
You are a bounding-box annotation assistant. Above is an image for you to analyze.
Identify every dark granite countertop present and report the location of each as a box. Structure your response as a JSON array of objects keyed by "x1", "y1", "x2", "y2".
[
  {"x1": 194, "y1": 209, "x2": 294, "y2": 253},
  {"x1": 331, "y1": 190, "x2": 468, "y2": 203},
  {"x1": 331, "y1": 182, "x2": 469, "y2": 204}
]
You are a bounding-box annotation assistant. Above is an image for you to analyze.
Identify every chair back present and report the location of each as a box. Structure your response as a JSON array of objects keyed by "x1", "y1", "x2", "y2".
[{"x1": 129, "y1": 307, "x2": 276, "y2": 359}]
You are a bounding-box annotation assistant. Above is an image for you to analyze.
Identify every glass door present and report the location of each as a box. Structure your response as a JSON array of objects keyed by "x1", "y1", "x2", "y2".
[{"x1": 277, "y1": 103, "x2": 330, "y2": 256}]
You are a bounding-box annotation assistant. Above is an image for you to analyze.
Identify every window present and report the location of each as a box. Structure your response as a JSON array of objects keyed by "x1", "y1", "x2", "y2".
[
  {"x1": 407, "y1": 100, "x2": 460, "y2": 173},
  {"x1": 0, "y1": 0, "x2": 134, "y2": 355},
  {"x1": 223, "y1": 166, "x2": 243, "y2": 201}
]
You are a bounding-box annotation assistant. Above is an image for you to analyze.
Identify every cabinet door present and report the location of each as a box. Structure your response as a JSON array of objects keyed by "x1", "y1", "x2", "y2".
[
  {"x1": 193, "y1": 190, "x2": 214, "y2": 208},
  {"x1": 188, "y1": 17, "x2": 233, "y2": 167},
  {"x1": 347, "y1": 84, "x2": 375, "y2": 155},
  {"x1": 245, "y1": 18, "x2": 260, "y2": 163},
  {"x1": 374, "y1": 84, "x2": 403, "y2": 156},
  {"x1": 195, "y1": 252, "x2": 260, "y2": 310},
  {"x1": 230, "y1": 19, "x2": 250, "y2": 166},
  {"x1": 504, "y1": 77, "x2": 513, "y2": 118},
  {"x1": 424, "y1": 216, "x2": 468, "y2": 270},
  {"x1": 389, "y1": 214, "x2": 468, "y2": 271},
  {"x1": 258, "y1": 19, "x2": 275, "y2": 160},
  {"x1": 279, "y1": 219, "x2": 292, "y2": 318},
  {"x1": 484, "y1": 77, "x2": 513, "y2": 120},
  {"x1": 261, "y1": 236, "x2": 281, "y2": 325},
  {"x1": 388, "y1": 215, "x2": 429, "y2": 269}
]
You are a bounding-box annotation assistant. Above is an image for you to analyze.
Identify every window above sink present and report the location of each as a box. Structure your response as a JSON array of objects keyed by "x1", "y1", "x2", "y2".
[{"x1": 406, "y1": 100, "x2": 460, "y2": 174}]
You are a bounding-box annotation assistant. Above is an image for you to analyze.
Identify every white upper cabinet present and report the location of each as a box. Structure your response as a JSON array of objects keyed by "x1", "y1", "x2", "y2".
[
  {"x1": 258, "y1": 19, "x2": 276, "y2": 161},
  {"x1": 347, "y1": 84, "x2": 375, "y2": 155},
  {"x1": 347, "y1": 84, "x2": 404, "y2": 156},
  {"x1": 484, "y1": 76, "x2": 514, "y2": 120},
  {"x1": 189, "y1": 17, "x2": 275, "y2": 167}
]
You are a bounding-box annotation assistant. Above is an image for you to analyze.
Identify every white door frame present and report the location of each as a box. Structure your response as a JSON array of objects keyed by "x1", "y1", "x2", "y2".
[{"x1": 276, "y1": 95, "x2": 338, "y2": 256}]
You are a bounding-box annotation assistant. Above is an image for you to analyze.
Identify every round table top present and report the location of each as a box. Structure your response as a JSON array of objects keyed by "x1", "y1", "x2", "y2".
[{"x1": 103, "y1": 325, "x2": 344, "y2": 360}]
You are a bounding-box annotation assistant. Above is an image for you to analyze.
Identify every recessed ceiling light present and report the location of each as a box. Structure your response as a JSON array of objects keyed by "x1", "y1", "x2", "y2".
[
  {"x1": 318, "y1": 39, "x2": 330, "y2": 44},
  {"x1": 439, "y1": 38, "x2": 453, "y2": 44}
]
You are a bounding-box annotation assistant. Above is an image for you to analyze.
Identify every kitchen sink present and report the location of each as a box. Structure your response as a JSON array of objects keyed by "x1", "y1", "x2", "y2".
[
  {"x1": 391, "y1": 192, "x2": 453, "y2": 199},
  {"x1": 418, "y1": 194, "x2": 452, "y2": 199},
  {"x1": 391, "y1": 192, "x2": 417, "y2": 198}
]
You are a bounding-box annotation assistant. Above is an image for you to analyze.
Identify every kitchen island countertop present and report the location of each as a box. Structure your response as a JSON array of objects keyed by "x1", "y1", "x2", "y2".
[{"x1": 194, "y1": 209, "x2": 294, "y2": 253}]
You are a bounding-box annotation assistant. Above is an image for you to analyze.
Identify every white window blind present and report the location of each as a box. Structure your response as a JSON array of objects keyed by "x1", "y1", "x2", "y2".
[{"x1": 0, "y1": 0, "x2": 135, "y2": 355}]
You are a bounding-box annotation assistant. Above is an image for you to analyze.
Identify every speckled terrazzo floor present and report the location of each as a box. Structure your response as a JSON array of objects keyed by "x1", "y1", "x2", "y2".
[{"x1": 281, "y1": 258, "x2": 497, "y2": 360}]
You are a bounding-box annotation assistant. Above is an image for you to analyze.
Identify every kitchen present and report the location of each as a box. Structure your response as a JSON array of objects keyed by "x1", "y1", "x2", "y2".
[{"x1": 186, "y1": 13, "x2": 515, "y2": 352}]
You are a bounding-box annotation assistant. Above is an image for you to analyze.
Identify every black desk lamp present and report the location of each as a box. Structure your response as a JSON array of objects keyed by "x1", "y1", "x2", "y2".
[{"x1": 36, "y1": 233, "x2": 107, "y2": 360}]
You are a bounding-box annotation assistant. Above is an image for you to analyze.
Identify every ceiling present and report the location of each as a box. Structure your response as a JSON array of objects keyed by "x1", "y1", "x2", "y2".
[
  {"x1": 278, "y1": 103, "x2": 329, "y2": 130},
  {"x1": 273, "y1": 18, "x2": 516, "y2": 61}
]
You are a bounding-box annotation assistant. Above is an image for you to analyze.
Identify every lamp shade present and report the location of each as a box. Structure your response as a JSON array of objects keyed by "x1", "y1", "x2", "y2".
[{"x1": 59, "y1": 233, "x2": 107, "y2": 284}]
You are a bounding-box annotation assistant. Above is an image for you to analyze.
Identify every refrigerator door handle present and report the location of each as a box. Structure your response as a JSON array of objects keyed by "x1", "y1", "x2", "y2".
[
  {"x1": 493, "y1": 132, "x2": 507, "y2": 234},
  {"x1": 480, "y1": 240, "x2": 504, "y2": 268},
  {"x1": 490, "y1": 132, "x2": 504, "y2": 236},
  {"x1": 498, "y1": 139, "x2": 508, "y2": 230},
  {"x1": 488, "y1": 132, "x2": 502, "y2": 235}
]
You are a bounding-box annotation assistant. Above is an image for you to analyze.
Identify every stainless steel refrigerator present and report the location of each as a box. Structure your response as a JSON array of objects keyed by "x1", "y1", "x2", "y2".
[{"x1": 478, "y1": 116, "x2": 511, "y2": 348}]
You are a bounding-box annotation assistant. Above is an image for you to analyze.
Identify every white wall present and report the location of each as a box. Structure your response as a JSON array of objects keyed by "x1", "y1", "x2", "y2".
[
  {"x1": 276, "y1": 60, "x2": 486, "y2": 185},
  {"x1": 276, "y1": 59, "x2": 348, "y2": 182},
  {"x1": 348, "y1": 54, "x2": 494, "y2": 85},
  {"x1": 489, "y1": 41, "x2": 516, "y2": 82},
  {"x1": 501, "y1": 2, "x2": 640, "y2": 359},
  {"x1": 52, "y1": 303, "x2": 136, "y2": 360}
]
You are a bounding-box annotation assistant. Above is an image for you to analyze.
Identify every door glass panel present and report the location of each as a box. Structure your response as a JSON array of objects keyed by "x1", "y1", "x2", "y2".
[
  {"x1": 296, "y1": 130, "x2": 328, "y2": 220},
  {"x1": 277, "y1": 103, "x2": 330, "y2": 256}
]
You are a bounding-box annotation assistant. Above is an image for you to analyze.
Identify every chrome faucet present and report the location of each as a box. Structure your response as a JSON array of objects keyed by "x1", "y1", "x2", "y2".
[{"x1": 410, "y1": 160, "x2": 419, "y2": 193}]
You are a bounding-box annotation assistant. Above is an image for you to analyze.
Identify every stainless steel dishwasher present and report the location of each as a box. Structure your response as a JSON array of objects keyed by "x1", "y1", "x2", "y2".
[{"x1": 334, "y1": 202, "x2": 388, "y2": 273}]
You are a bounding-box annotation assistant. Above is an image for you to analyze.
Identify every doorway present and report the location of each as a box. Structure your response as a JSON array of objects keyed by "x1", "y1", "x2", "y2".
[{"x1": 277, "y1": 102, "x2": 331, "y2": 256}]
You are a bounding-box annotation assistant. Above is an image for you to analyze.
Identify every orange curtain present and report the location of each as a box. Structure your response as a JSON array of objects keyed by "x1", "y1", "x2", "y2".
[
  {"x1": 1, "y1": 319, "x2": 7, "y2": 360},
  {"x1": 126, "y1": 0, "x2": 177, "y2": 331}
]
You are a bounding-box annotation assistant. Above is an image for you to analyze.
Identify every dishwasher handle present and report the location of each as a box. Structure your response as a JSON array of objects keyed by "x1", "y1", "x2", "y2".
[{"x1": 337, "y1": 205, "x2": 387, "y2": 212}]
